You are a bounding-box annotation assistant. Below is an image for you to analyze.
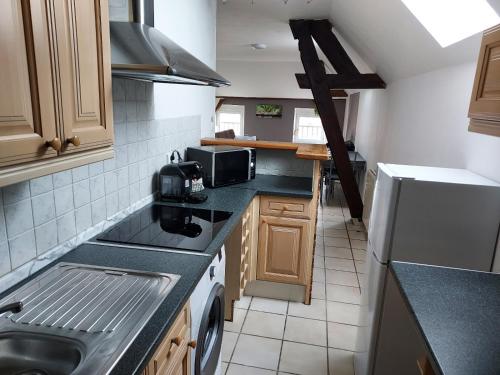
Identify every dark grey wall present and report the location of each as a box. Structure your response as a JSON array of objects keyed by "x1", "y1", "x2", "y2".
[{"x1": 222, "y1": 97, "x2": 346, "y2": 142}]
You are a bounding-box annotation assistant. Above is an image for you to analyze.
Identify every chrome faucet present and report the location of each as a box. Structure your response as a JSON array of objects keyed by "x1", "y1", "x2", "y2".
[{"x1": 0, "y1": 301, "x2": 23, "y2": 314}]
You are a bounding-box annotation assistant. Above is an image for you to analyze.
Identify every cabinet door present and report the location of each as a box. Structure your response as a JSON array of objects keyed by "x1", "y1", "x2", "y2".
[
  {"x1": 469, "y1": 25, "x2": 500, "y2": 137},
  {"x1": 373, "y1": 272, "x2": 438, "y2": 375},
  {"x1": 0, "y1": 1, "x2": 58, "y2": 167},
  {"x1": 53, "y1": 0, "x2": 113, "y2": 153},
  {"x1": 257, "y1": 215, "x2": 310, "y2": 285}
]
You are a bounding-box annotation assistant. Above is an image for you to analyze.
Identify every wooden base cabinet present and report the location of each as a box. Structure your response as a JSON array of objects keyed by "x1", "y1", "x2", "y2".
[
  {"x1": 0, "y1": 0, "x2": 113, "y2": 187},
  {"x1": 142, "y1": 303, "x2": 193, "y2": 375},
  {"x1": 257, "y1": 215, "x2": 310, "y2": 285}
]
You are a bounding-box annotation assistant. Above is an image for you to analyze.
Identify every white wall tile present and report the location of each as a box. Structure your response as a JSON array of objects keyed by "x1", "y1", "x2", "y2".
[
  {"x1": 117, "y1": 167, "x2": 129, "y2": 189},
  {"x1": 127, "y1": 122, "x2": 138, "y2": 143},
  {"x1": 0, "y1": 192, "x2": 7, "y2": 244},
  {"x1": 73, "y1": 180, "x2": 91, "y2": 208},
  {"x1": 4, "y1": 200, "x2": 33, "y2": 238},
  {"x1": 54, "y1": 185, "x2": 74, "y2": 217},
  {"x1": 72, "y1": 165, "x2": 89, "y2": 182},
  {"x1": 9, "y1": 229, "x2": 36, "y2": 269},
  {"x1": 75, "y1": 204, "x2": 92, "y2": 233},
  {"x1": 91, "y1": 198, "x2": 106, "y2": 225},
  {"x1": 57, "y1": 211, "x2": 76, "y2": 243},
  {"x1": 115, "y1": 146, "x2": 128, "y2": 167},
  {"x1": 104, "y1": 158, "x2": 116, "y2": 172},
  {"x1": 105, "y1": 171, "x2": 118, "y2": 194},
  {"x1": 3, "y1": 182, "x2": 30, "y2": 204},
  {"x1": 0, "y1": 241, "x2": 11, "y2": 276},
  {"x1": 90, "y1": 175, "x2": 105, "y2": 201},
  {"x1": 129, "y1": 182, "x2": 140, "y2": 204},
  {"x1": 29, "y1": 175, "x2": 53, "y2": 196},
  {"x1": 52, "y1": 170, "x2": 72, "y2": 188},
  {"x1": 118, "y1": 187, "x2": 130, "y2": 210},
  {"x1": 89, "y1": 161, "x2": 104, "y2": 177},
  {"x1": 106, "y1": 192, "x2": 118, "y2": 219},
  {"x1": 32, "y1": 192, "x2": 56, "y2": 227},
  {"x1": 128, "y1": 163, "x2": 140, "y2": 184},
  {"x1": 35, "y1": 220, "x2": 58, "y2": 255}
]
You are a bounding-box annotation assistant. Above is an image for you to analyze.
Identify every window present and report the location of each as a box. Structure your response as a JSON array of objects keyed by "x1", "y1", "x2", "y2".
[
  {"x1": 401, "y1": 0, "x2": 500, "y2": 47},
  {"x1": 216, "y1": 104, "x2": 245, "y2": 136},
  {"x1": 293, "y1": 108, "x2": 326, "y2": 143}
]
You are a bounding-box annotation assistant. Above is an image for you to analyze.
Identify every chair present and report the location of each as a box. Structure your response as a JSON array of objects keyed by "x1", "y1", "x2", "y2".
[
  {"x1": 321, "y1": 159, "x2": 339, "y2": 204},
  {"x1": 215, "y1": 129, "x2": 236, "y2": 139}
]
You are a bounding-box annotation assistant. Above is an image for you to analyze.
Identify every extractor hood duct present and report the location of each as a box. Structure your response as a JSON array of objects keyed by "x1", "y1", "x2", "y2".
[{"x1": 110, "y1": 0, "x2": 230, "y2": 87}]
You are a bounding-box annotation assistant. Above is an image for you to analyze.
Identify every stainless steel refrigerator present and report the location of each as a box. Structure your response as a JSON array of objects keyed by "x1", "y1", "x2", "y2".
[{"x1": 355, "y1": 163, "x2": 500, "y2": 375}]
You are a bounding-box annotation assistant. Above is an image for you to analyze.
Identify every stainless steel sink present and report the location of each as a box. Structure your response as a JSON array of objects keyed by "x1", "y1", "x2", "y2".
[
  {"x1": 0, "y1": 332, "x2": 83, "y2": 375},
  {"x1": 0, "y1": 263, "x2": 180, "y2": 375}
]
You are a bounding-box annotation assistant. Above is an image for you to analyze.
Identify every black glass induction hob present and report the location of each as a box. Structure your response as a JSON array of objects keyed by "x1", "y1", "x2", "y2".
[{"x1": 96, "y1": 204, "x2": 232, "y2": 252}]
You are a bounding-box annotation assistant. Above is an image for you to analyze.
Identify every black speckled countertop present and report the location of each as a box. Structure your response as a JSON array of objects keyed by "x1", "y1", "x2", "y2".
[
  {"x1": 0, "y1": 174, "x2": 313, "y2": 375},
  {"x1": 391, "y1": 262, "x2": 500, "y2": 375}
]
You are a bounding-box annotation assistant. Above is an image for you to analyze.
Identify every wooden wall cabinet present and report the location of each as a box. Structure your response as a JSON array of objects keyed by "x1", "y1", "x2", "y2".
[
  {"x1": 0, "y1": 0, "x2": 113, "y2": 187},
  {"x1": 141, "y1": 303, "x2": 193, "y2": 375},
  {"x1": 469, "y1": 24, "x2": 500, "y2": 137}
]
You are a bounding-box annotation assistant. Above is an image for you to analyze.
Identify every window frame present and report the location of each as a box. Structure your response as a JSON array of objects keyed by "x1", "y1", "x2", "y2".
[
  {"x1": 216, "y1": 104, "x2": 245, "y2": 136},
  {"x1": 293, "y1": 107, "x2": 326, "y2": 144}
]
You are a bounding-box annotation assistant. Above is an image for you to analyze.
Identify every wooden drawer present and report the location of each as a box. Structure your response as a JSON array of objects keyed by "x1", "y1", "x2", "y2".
[
  {"x1": 260, "y1": 196, "x2": 311, "y2": 219},
  {"x1": 151, "y1": 303, "x2": 190, "y2": 375}
]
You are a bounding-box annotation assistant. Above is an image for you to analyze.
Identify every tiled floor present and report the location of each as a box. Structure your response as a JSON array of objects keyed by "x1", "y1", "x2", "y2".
[{"x1": 221, "y1": 188, "x2": 367, "y2": 375}]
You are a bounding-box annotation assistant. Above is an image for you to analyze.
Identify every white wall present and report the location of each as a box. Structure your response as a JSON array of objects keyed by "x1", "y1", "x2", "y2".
[
  {"x1": 355, "y1": 62, "x2": 500, "y2": 183},
  {"x1": 216, "y1": 60, "x2": 312, "y2": 99}
]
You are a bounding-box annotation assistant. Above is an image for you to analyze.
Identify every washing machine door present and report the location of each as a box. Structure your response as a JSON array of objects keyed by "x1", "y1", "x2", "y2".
[{"x1": 195, "y1": 283, "x2": 225, "y2": 375}]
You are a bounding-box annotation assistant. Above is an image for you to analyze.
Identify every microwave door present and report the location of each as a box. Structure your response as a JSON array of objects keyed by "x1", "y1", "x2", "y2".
[{"x1": 214, "y1": 151, "x2": 250, "y2": 186}]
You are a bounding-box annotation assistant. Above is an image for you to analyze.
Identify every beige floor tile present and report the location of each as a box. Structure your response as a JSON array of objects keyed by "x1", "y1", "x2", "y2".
[
  {"x1": 242, "y1": 310, "x2": 286, "y2": 339},
  {"x1": 348, "y1": 230, "x2": 367, "y2": 240},
  {"x1": 321, "y1": 221, "x2": 346, "y2": 230},
  {"x1": 325, "y1": 246, "x2": 352, "y2": 259},
  {"x1": 250, "y1": 297, "x2": 288, "y2": 315},
  {"x1": 352, "y1": 249, "x2": 366, "y2": 261},
  {"x1": 325, "y1": 257, "x2": 356, "y2": 272},
  {"x1": 313, "y1": 267, "x2": 326, "y2": 283},
  {"x1": 328, "y1": 349, "x2": 355, "y2": 375},
  {"x1": 324, "y1": 237, "x2": 350, "y2": 248},
  {"x1": 316, "y1": 235, "x2": 324, "y2": 244},
  {"x1": 326, "y1": 269, "x2": 359, "y2": 287},
  {"x1": 312, "y1": 281, "x2": 326, "y2": 300},
  {"x1": 224, "y1": 308, "x2": 247, "y2": 333},
  {"x1": 288, "y1": 298, "x2": 326, "y2": 320},
  {"x1": 326, "y1": 284, "x2": 361, "y2": 304},
  {"x1": 232, "y1": 334, "x2": 282, "y2": 370},
  {"x1": 222, "y1": 362, "x2": 229, "y2": 375},
  {"x1": 328, "y1": 322, "x2": 358, "y2": 351},
  {"x1": 234, "y1": 295, "x2": 252, "y2": 310},
  {"x1": 323, "y1": 228, "x2": 349, "y2": 238},
  {"x1": 314, "y1": 255, "x2": 325, "y2": 269},
  {"x1": 350, "y1": 239, "x2": 367, "y2": 250},
  {"x1": 322, "y1": 206, "x2": 343, "y2": 215},
  {"x1": 221, "y1": 331, "x2": 238, "y2": 362},
  {"x1": 226, "y1": 364, "x2": 275, "y2": 375},
  {"x1": 327, "y1": 301, "x2": 360, "y2": 325},
  {"x1": 284, "y1": 316, "x2": 327, "y2": 346},
  {"x1": 355, "y1": 260, "x2": 366, "y2": 274},
  {"x1": 279, "y1": 341, "x2": 328, "y2": 375},
  {"x1": 346, "y1": 222, "x2": 365, "y2": 231}
]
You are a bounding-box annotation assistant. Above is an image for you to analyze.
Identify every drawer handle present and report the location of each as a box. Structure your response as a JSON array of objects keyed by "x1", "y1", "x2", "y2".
[
  {"x1": 46, "y1": 137, "x2": 62, "y2": 151},
  {"x1": 66, "y1": 136, "x2": 81, "y2": 147},
  {"x1": 188, "y1": 340, "x2": 197, "y2": 349},
  {"x1": 171, "y1": 336, "x2": 182, "y2": 347}
]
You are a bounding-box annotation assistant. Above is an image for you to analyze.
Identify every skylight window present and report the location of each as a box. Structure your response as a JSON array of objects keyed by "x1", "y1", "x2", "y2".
[{"x1": 401, "y1": 0, "x2": 500, "y2": 47}]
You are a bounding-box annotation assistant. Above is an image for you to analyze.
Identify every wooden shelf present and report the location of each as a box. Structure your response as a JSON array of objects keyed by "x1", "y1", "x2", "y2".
[{"x1": 200, "y1": 138, "x2": 328, "y2": 161}]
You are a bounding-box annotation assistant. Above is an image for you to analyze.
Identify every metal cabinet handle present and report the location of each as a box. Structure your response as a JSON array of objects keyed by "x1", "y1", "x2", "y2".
[
  {"x1": 66, "y1": 136, "x2": 81, "y2": 147},
  {"x1": 46, "y1": 137, "x2": 62, "y2": 151}
]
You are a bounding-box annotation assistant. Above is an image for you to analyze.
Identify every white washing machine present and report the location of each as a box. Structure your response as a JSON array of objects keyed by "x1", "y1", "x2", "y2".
[{"x1": 190, "y1": 246, "x2": 225, "y2": 375}]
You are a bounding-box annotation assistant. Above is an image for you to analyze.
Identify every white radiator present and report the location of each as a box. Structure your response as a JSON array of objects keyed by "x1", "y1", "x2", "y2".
[{"x1": 362, "y1": 169, "x2": 377, "y2": 229}]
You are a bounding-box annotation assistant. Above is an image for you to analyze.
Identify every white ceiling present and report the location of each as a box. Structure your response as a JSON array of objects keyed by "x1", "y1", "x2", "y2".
[{"x1": 217, "y1": 0, "x2": 499, "y2": 81}]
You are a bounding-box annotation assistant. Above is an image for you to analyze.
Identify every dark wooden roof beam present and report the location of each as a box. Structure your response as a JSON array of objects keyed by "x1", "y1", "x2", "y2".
[{"x1": 296, "y1": 73, "x2": 387, "y2": 89}]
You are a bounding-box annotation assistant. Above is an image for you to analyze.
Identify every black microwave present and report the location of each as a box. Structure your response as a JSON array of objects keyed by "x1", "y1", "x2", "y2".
[{"x1": 187, "y1": 146, "x2": 256, "y2": 187}]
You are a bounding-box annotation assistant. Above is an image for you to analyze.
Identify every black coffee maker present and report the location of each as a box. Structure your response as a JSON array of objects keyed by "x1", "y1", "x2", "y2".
[{"x1": 159, "y1": 151, "x2": 208, "y2": 203}]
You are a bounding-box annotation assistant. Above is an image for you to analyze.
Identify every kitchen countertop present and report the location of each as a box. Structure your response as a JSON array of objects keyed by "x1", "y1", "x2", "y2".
[
  {"x1": 391, "y1": 262, "x2": 500, "y2": 375},
  {"x1": 0, "y1": 174, "x2": 314, "y2": 375}
]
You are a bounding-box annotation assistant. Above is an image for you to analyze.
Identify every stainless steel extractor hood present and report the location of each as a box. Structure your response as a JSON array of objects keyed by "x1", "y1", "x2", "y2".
[{"x1": 110, "y1": 0, "x2": 230, "y2": 87}]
